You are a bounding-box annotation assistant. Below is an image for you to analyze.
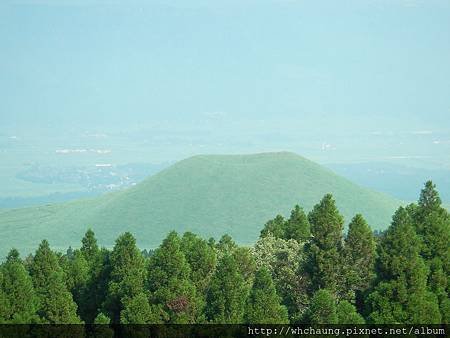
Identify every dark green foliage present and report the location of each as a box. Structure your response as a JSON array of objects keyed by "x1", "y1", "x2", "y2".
[
  {"x1": 260, "y1": 215, "x2": 285, "y2": 239},
  {"x1": 0, "y1": 271, "x2": 11, "y2": 323},
  {"x1": 367, "y1": 207, "x2": 441, "y2": 324},
  {"x1": 206, "y1": 254, "x2": 247, "y2": 323},
  {"x1": 104, "y1": 232, "x2": 146, "y2": 323},
  {"x1": 180, "y1": 232, "x2": 217, "y2": 295},
  {"x1": 342, "y1": 214, "x2": 376, "y2": 302},
  {"x1": 261, "y1": 205, "x2": 310, "y2": 243},
  {"x1": 29, "y1": 240, "x2": 81, "y2": 323},
  {"x1": 216, "y1": 234, "x2": 237, "y2": 254},
  {"x1": 232, "y1": 247, "x2": 257, "y2": 289},
  {"x1": 306, "y1": 194, "x2": 345, "y2": 296},
  {"x1": 81, "y1": 229, "x2": 99, "y2": 260},
  {"x1": 0, "y1": 249, "x2": 39, "y2": 323},
  {"x1": 244, "y1": 268, "x2": 289, "y2": 324},
  {"x1": 285, "y1": 205, "x2": 310, "y2": 242},
  {"x1": 148, "y1": 231, "x2": 202, "y2": 323},
  {"x1": 307, "y1": 289, "x2": 337, "y2": 324}
]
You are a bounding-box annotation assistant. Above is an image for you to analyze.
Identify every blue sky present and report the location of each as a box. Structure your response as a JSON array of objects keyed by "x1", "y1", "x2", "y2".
[{"x1": 1, "y1": 0, "x2": 450, "y2": 165}]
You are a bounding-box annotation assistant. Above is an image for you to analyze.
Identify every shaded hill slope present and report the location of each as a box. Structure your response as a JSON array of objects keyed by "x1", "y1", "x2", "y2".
[{"x1": 0, "y1": 152, "x2": 402, "y2": 256}]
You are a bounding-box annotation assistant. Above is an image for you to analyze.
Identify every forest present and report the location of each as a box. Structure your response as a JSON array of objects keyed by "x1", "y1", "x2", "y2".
[{"x1": 0, "y1": 181, "x2": 448, "y2": 325}]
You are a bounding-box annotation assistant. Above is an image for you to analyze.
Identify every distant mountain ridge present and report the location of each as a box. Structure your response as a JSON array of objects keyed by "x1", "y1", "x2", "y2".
[{"x1": 0, "y1": 152, "x2": 402, "y2": 257}]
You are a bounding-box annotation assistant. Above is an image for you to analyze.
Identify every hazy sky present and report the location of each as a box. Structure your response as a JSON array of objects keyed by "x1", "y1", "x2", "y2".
[{"x1": 1, "y1": 0, "x2": 450, "y2": 165}]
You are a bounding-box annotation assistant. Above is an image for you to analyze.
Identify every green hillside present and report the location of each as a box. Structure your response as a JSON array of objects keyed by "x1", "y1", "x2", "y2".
[{"x1": 0, "y1": 152, "x2": 402, "y2": 257}]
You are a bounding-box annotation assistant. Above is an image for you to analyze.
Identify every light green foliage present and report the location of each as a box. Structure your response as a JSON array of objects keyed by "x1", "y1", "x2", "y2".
[
  {"x1": 342, "y1": 214, "x2": 376, "y2": 302},
  {"x1": 120, "y1": 292, "x2": 163, "y2": 324},
  {"x1": 206, "y1": 254, "x2": 247, "y2": 323},
  {"x1": 244, "y1": 268, "x2": 289, "y2": 324},
  {"x1": 252, "y1": 234, "x2": 306, "y2": 320},
  {"x1": 105, "y1": 232, "x2": 146, "y2": 323},
  {"x1": 336, "y1": 300, "x2": 365, "y2": 324},
  {"x1": 367, "y1": 207, "x2": 441, "y2": 324},
  {"x1": 94, "y1": 312, "x2": 111, "y2": 324},
  {"x1": 307, "y1": 289, "x2": 337, "y2": 324},
  {"x1": 0, "y1": 249, "x2": 39, "y2": 323},
  {"x1": 148, "y1": 231, "x2": 202, "y2": 323},
  {"x1": 306, "y1": 194, "x2": 345, "y2": 296}
]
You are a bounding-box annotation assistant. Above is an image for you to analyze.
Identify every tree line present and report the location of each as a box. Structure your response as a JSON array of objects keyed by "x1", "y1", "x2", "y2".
[{"x1": 0, "y1": 181, "x2": 448, "y2": 324}]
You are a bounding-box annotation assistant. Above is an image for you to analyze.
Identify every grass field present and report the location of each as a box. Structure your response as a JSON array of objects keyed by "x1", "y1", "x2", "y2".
[{"x1": 0, "y1": 152, "x2": 403, "y2": 257}]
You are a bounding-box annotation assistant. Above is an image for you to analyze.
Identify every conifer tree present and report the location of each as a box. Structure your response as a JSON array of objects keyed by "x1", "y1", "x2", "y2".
[
  {"x1": 216, "y1": 234, "x2": 237, "y2": 253},
  {"x1": 0, "y1": 249, "x2": 39, "y2": 323},
  {"x1": 244, "y1": 268, "x2": 288, "y2": 324},
  {"x1": 104, "y1": 232, "x2": 146, "y2": 323},
  {"x1": 206, "y1": 254, "x2": 247, "y2": 323},
  {"x1": 285, "y1": 205, "x2": 310, "y2": 242},
  {"x1": 367, "y1": 207, "x2": 441, "y2": 324},
  {"x1": 81, "y1": 228, "x2": 100, "y2": 262},
  {"x1": 79, "y1": 230, "x2": 110, "y2": 323},
  {"x1": 233, "y1": 247, "x2": 257, "y2": 289},
  {"x1": 29, "y1": 240, "x2": 81, "y2": 323},
  {"x1": 260, "y1": 215, "x2": 285, "y2": 239},
  {"x1": 307, "y1": 289, "x2": 337, "y2": 324},
  {"x1": 306, "y1": 194, "x2": 344, "y2": 296},
  {"x1": 342, "y1": 214, "x2": 376, "y2": 303},
  {"x1": 148, "y1": 231, "x2": 201, "y2": 323},
  {"x1": 180, "y1": 232, "x2": 216, "y2": 295}
]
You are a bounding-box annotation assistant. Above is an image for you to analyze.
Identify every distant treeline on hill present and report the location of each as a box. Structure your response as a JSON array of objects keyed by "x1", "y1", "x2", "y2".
[{"x1": 0, "y1": 181, "x2": 448, "y2": 325}]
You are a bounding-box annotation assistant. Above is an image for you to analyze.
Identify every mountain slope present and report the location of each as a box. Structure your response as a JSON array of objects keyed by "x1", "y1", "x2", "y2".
[{"x1": 0, "y1": 152, "x2": 402, "y2": 257}]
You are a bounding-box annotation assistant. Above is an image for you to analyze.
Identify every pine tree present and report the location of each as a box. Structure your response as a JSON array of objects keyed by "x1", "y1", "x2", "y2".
[
  {"x1": 367, "y1": 207, "x2": 441, "y2": 324},
  {"x1": 260, "y1": 215, "x2": 285, "y2": 239},
  {"x1": 0, "y1": 249, "x2": 39, "y2": 323},
  {"x1": 414, "y1": 182, "x2": 450, "y2": 275},
  {"x1": 180, "y1": 232, "x2": 217, "y2": 295},
  {"x1": 206, "y1": 254, "x2": 247, "y2": 323},
  {"x1": 233, "y1": 247, "x2": 256, "y2": 289},
  {"x1": 148, "y1": 231, "x2": 201, "y2": 323},
  {"x1": 79, "y1": 230, "x2": 110, "y2": 323},
  {"x1": 342, "y1": 214, "x2": 376, "y2": 303},
  {"x1": 104, "y1": 232, "x2": 146, "y2": 323},
  {"x1": 244, "y1": 268, "x2": 289, "y2": 324},
  {"x1": 29, "y1": 240, "x2": 81, "y2": 323},
  {"x1": 306, "y1": 194, "x2": 345, "y2": 296},
  {"x1": 307, "y1": 289, "x2": 337, "y2": 324},
  {"x1": 81, "y1": 228, "x2": 100, "y2": 262},
  {"x1": 285, "y1": 205, "x2": 310, "y2": 242},
  {"x1": 216, "y1": 234, "x2": 237, "y2": 254}
]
